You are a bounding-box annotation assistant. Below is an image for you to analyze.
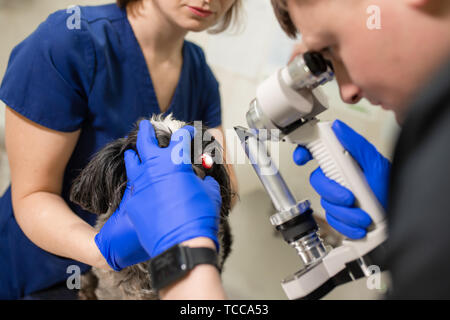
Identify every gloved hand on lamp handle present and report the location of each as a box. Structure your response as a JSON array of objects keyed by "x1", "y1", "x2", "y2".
[
  {"x1": 293, "y1": 120, "x2": 391, "y2": 239},
  {"x1": 123, "y1": 120, "x2": 222, "y2": 258}
]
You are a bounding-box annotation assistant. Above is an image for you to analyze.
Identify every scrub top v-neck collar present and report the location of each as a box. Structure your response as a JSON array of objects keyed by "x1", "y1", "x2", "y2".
[{"x1": 121, "y1": 8, "x2": 188, "y2": 116}]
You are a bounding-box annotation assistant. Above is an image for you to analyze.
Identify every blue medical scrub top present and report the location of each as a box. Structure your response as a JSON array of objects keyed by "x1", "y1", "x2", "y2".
[{"x1": 0, "y1": 3, "x2": 222, "y2": 299}]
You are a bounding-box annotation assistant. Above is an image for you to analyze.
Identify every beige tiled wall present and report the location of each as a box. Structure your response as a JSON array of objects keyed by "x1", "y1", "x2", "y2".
[{"x1": 0, "y1": 0, "x2": 398, "y2": 299}]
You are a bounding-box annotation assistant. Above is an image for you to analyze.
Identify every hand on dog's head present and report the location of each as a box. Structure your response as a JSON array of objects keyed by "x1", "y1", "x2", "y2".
[{"x1": 70, "y1": 114, "x2": 233, "y2": 219}]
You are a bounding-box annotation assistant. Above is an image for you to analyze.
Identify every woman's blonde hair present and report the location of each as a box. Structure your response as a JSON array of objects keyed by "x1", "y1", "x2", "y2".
[
  {"x1": 208, "y1": 0, "x2": 243, "y2": 34},
  {"x1": 117, "y1": 0, "x2": 243, "y2": 34}
]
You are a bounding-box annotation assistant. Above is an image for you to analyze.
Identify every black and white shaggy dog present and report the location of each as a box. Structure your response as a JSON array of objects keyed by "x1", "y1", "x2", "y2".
[{"x1": 70, "y1": 114, "x2": 234, "y2": 300}]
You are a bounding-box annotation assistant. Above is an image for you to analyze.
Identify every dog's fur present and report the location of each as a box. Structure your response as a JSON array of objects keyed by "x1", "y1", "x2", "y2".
[{"x1": 70, "y1": 114, "x2": 234, "y2": 300}]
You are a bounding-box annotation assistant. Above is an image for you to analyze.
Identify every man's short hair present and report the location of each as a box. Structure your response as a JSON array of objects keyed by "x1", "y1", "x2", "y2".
[{"x1": 271, "y1": 0, "x2": 298, "y2": 38}]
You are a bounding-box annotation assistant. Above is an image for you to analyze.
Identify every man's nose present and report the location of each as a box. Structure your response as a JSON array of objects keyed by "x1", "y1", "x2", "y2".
[
  {"x1": 339, "y1": 82, "x2": 363, "y2": 104},
  {"x1": 333, "y1": 62, "x2": 363, "y2": 104}
]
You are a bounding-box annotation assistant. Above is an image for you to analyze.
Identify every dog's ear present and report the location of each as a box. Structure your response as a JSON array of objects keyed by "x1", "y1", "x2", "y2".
[{"x1": 70, "y1": 139, "x2": 129, "y2": 215}]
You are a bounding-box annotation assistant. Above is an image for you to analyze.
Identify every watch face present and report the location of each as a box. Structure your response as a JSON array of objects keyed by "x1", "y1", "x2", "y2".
[{"x1": 149, "y1": 245, "x2": 188, "y2": 290}]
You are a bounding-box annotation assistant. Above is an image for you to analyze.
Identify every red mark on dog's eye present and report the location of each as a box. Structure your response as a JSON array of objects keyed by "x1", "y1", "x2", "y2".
[{"x1": 201, "y1": 154, "x2": 213, "y2": 169}]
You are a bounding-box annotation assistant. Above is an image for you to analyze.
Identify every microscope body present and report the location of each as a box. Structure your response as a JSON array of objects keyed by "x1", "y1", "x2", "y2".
[{"x1": 236, "y1": 52, "x2": 387, "y2": 299}]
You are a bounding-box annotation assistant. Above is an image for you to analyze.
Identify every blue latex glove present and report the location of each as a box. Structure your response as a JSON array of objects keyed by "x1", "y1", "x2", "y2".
[
  {"x1": 94, "y1": 152, "x2": 151, "y2": 271},
  {"x1": 293, "y1": 120, "x2": 391, "y2": 239},
  {"x1": 124, "y1": 120, "x2": 222, "y2": 258}
]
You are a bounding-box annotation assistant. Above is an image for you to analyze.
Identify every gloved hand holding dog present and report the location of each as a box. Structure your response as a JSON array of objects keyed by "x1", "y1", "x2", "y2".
[
  {"x1": 95, "y1": 120, "x2": 222, "y2": 271},
  {"x1": 293, "y1": 120, "x2": 391, "y2": 239},
  {"x1": 94, "y1": 160, "x2": 152, "y2": 271},
  {"x1": 94, "y1": 184, "x2": 151, "y2": 271},
  {"x1": 123, "y1": 120, "x2": 222, "y2": 258}
]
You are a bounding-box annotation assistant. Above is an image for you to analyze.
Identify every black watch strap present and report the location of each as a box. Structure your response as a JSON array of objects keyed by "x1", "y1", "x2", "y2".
[
  {"x1": 184, "y1": 247, "x2": 218, "y2": 270},
  {"x1": 149, "y1": 244, "x2": 219, "y2": 292}
]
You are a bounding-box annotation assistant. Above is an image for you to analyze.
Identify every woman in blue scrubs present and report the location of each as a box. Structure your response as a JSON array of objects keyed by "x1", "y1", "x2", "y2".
[{"x1": 0, "y1": 0, "x2": 240, "y2": 299}]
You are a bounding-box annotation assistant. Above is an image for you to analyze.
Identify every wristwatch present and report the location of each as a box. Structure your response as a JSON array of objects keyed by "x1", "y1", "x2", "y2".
[{"x1": 148, "y1": 243, "x2": 219, "y2": 292}]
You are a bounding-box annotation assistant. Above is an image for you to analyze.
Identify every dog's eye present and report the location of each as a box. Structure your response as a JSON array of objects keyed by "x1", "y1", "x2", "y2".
[{"x1": 201, "y1": 153, "x2": 214, "y2": 169}]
